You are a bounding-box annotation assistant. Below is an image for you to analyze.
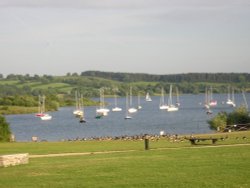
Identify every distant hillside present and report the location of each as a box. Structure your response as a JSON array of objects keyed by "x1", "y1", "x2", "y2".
[
  {"x1": 81, "y1": 71, "x2": 250, "y2": 83},
  {"x1": 0, "y1": 71, "x2": 250, "y2": 100}
]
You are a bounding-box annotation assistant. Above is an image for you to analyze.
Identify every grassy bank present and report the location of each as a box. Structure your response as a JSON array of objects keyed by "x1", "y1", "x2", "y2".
[
  {"x1": 0, "y1": 131, "x2": 250, "y2": 187},
  {"x1": 0, "y1": 145, "x2": 250, "y2": 187},
  {"x1": 0, "y1": 131, "x2": 250, "y2": 155}
]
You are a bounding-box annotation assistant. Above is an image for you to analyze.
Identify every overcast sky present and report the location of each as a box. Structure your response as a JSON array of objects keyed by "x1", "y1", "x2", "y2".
[{"x1": 0, "y1": 0, "x2": 250, "y2": 76}]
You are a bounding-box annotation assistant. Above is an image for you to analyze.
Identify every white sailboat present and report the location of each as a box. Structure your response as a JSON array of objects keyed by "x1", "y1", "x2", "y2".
[
  {"x1": 204, "y1": 87, "x2": 210, "y2": 109},
  {"x1": 128, "y1": 87, "x2": 137, "y2": 113},
  {"x1": 145, "y1": 92, "x2": 152, "y2": 102},
  {"x1": 159, "y1": 88, "x2": 169, "y2": 110},
  {"x1": 40, "y1": 113, "x2": 52, "y2": 121},
  {"x1": 78, "y1": 94, "x2": 86, "y2": 123},
  {"x1": 209, "y1": 86, "x2": 217, "y2": 107},
  {"x1": 125, "y1": 92, "x2": 132, "y2": 119},
  {"x1": 112, "y1": 93, "x2": 122, "y2": 112},
  {"x1": 39, "y1": 95, "x2": 52, "y2": 120},
  {"x1": 137, "y1": 93, "x2": 142, "y2": 110},
  {"x1": 176, "y1": 87, "x2": 180, "y2": 106},
  {"x1": 242, "y1": 89, "x2": 248, "y2": 110},
  {"x1": 167, "y1": 84, "x2": 178, "y2": 112},
  {"x1": 73, "y1": 91, "x2": 84, "y2": 117},
  {"x1": 203, "y1": 87, "x2": 212, "y2": 114},
  {"x1": 96, "y1": 88, "x2": 110, "y2": 116},
  {"x1": 36, "y1": 95, "x2": 45, "y2": 117},
  {"x1": 226, "y1": 86, "x2": 236, "y2": 107}
]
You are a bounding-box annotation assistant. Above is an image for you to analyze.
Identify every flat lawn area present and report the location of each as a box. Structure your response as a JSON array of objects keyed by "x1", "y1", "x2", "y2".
[
  {"x1": 1, "y1": 132, "x2": 250, "y2": 187},
  {"x1": 0, "y1": 145, "x2": 250, "y2": 188},
  {"x1": 1, "y1": 131, "x2": 250, "y2": 155}
]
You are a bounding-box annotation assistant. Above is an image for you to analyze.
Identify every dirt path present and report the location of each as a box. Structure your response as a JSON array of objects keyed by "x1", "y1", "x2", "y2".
[{"x1": 29, "y1": 143, "x2": 250, "y2": 158}]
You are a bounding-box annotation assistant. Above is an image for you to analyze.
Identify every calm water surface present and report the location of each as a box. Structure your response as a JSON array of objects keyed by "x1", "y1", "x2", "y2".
[{"x1": 6, "y1": 94, "x2": 249, "y2": 142}]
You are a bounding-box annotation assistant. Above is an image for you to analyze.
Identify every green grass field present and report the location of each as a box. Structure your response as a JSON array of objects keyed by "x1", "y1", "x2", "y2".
[
  {"x1": 0, "y1": 106, "x2": 37, "y2": 115},
  {"x1": 1, "y1": 132, "x2": 250, "y2": 188},
  {"x1": 0, "y1": 80, "x2": 19, "y2": 85},
  {"x1": 0, "y1": 80, "x2": 73, "y2": 94}
]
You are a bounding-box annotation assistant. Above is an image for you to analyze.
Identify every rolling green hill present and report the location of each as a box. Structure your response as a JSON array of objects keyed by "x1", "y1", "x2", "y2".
[{"x1": 0, "y1": 71, "x2": 250, "y2": 114}]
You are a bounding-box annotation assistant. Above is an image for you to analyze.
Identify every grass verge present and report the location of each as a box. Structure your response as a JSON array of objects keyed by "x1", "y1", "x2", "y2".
[{"x1": 0, "y1": 131, "x2": 250, "y2": 187}]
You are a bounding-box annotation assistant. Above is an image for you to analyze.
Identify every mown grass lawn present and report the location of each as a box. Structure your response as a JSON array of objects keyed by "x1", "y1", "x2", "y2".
[
  {"x1": 1, "y1": 131, "x2": 250, "y2": 188},
  {"x1": 1, "y1": 131, "x2": 250, "y2": 155},
  {"x1": 0, "y1": 145, "x2": 250, "y2": 188}
]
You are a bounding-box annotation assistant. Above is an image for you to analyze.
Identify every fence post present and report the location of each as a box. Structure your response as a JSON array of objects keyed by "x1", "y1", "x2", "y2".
[{"x1": 144, "y1": 134, "x2": 149, "y2": 150}]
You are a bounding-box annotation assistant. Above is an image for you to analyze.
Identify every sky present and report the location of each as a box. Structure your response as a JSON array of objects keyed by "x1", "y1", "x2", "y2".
[{"x1": 0, "y1": 0, "x2": 250, "y2": 76}]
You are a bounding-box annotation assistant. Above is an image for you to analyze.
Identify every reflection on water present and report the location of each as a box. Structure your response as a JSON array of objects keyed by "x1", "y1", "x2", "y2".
[{"x1": 6, "y1": 94, "x2": 249, "y2": 142}]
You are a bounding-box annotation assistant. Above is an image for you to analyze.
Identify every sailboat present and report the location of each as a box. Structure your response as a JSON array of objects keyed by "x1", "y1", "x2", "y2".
[
  {"x1": 176, "y1": 87, "x2": 180, "y2": 106},
  {"x1": 204, "y1": 87, "x2": 210, "y2": 109},
  {"x1": 125, "y1": 92, "x2": 132, "y2": 119},
  {"x1": 145, "y1": 92, "x2": 152, "y2": 102},
  {"x1": 78, "y1": 94, "x2": 86, "y2": 123},
  {"x1": 112, "y1": 92, "x2": 122, "y2": 112},
  {"x1": 96, "y1": 88, "x2": 110, "y2": 116},
  {"x1": 79, "y1": 115, "x2": 86, "y2": 123},
  {"x1": 40, "y1": 114, "x2": 52, "y2": 120},
  {"x1": 203, "y1": 87, "x2": 212, "y2": 114},
  {"x1": 159, "y1": 88, "x2": 169, "y2": 110},
  {"x1": 209, "y1": 86, "x2": 217, "y2": 107},
  {"x1": 128, "y1": 87, "x2": 137, "y2": 113},
  {"x1": 73, "y1": 91, "x2": 84, "y2": 117},
  {"x1": 226, "y1": 86, "x2": 236, "y2": 107},
  {"x1": 39, "y1": 95, "x2": 52, "y2": 120},
  {"x1": 36, "y1": 95, "x2": 45, "y2": 117},
  {"x1": 167, "y1": 84, "x2": 178, "y2": 112},
  {"x1": 137, "y1": 93, "x2": 142, "y2": 110},
  {"x1": 242, "y1": 89, "x2": 248, "y2": 110}
]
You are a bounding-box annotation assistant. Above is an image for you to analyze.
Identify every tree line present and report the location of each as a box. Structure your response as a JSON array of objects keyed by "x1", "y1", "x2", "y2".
[
  {"x1": 80, "y1": 71, "x2": 250, "y2": 83},
  {"x1": 1, "y1": 71, "x2": 250, "y2": 83},
  {"x1": 0, "y1": 71, "x2": 250, "y2": 100}
]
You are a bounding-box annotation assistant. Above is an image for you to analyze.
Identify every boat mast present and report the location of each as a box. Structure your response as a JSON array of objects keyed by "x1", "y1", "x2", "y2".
[
  {"x1": 130, "y1": 86, "x2": 132, "y2": 107},
  {"x1": 242, "y1": 89, "x2": 248, "y2": 110},
  {"x1": 168, "y1": 84, "x2": 172, "y2": 106}
]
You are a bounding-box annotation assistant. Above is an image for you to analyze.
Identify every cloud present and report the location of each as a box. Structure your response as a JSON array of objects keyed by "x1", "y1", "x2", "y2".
[
  {"x1": 0, "y1": 0, "x2": 154, "y2": 9},
  {"x1": 1, "y1": 0, "x2": 249, "y2": 9},
  {"x1": 0, "y1": 0, "x2": 249, "y2": 75}
]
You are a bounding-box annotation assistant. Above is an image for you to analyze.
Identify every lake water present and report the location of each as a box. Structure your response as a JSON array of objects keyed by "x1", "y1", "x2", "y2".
[{"x1": 6, "y1": 93, "x2": 249, "y2": 142}]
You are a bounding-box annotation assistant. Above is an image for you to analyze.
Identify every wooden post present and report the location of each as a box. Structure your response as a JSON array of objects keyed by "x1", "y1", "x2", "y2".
[{"x1": 144, "y1": 134, "x2": 149, "y2": 150}]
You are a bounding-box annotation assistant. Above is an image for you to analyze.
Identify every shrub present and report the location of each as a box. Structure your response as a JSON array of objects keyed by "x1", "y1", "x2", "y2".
[
  {"x1": 227, "y1": 106, "x2": 250, "y2": 125},
  {"x1": 0, "y1": 115, "x2": 11, "y2": 142},
  {"x1": 208, "y1": 112, "x2": 228, "y2": 131},
  {"x1": 208, "y1": 106, "x2": 250, "y2": 132}
]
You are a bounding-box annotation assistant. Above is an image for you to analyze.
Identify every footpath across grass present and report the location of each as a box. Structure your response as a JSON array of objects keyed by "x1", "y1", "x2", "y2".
[{"x1": 0, "y1": 131, "x2": 250, "y2": 187}]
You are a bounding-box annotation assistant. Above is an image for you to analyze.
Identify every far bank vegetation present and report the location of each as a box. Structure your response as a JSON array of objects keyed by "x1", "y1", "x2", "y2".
[{"x1": 0, "y1": 71, "x2": 250, "y2": 114}]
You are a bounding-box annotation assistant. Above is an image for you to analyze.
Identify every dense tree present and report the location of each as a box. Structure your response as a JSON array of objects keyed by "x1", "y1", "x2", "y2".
[
  {"x1": 227, "y1": 106, "x2": 250, "y2": 125},
  {"x1": 0, "y1": 115, "x2": 11, "y2": 142},
  {"x1": 0, "y1": 95, "x2": 37, "y2": 107},
  {"x1": 208, "y1": 112, "x2": 228, "y2": 131},
  {"x1": 81, "y1": 71, "x2": 250, "y2": 83},
  {"x1": 208, "y1": 107, "x2": 250, "y2": 132},
  {"x1": 6, "y1": 74, "x2": 18, "y2": 80}
]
